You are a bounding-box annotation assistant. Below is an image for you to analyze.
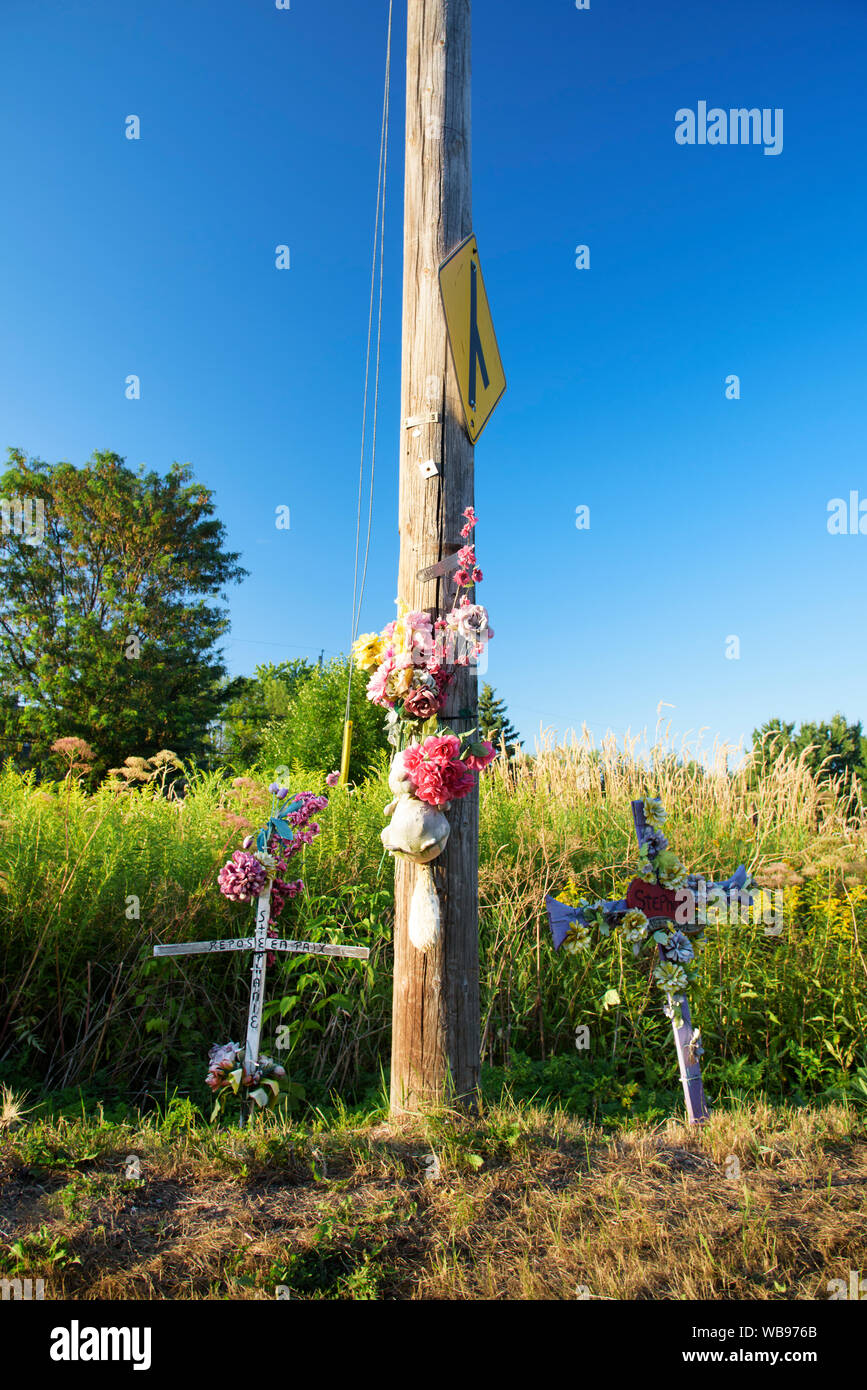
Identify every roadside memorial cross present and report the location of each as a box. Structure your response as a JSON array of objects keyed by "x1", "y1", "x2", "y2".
[
  {"x1": 154, "y1": 790, "x2": 369, "y2": 1093},
  {"x1": 545, "y1": 796, "x2": 754, "y2": 1125}
]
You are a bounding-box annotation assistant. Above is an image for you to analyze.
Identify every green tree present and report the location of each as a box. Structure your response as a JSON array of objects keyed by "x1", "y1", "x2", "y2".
[
  {"x1": 219, "y1": 659, "x2": 314, "y2": 766},
  {"x1": 752, "y1": 713, "x2": 865, "y2": 786},
  {"x1": 258, "y1": 655, "x2": 389, "y2": 780},
  {"x1": 0, "y1": 449, "x2": 247, "y2": 778},
  {"x1": 477, "y1": 683, "x2": 521, "y2": 756}
]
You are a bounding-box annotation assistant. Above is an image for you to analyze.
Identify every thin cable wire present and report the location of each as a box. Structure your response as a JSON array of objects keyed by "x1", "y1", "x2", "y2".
[{"x1": 345, "y1": 0, "x2": 393, "y2": 725}]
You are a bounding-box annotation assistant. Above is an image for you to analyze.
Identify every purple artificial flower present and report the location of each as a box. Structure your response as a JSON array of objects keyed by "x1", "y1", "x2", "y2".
[
  {"x1": 642, "y1": 828, "x2": 669, "y2": 858},
  {"x1": 269, "y1": 877, "x2": 305, "y2": 923},
  {"x1": 285, "y1": 791, "x2": 329, "y2": 827},
  {"x1": 218, "y1": 850, "x2": 268, "y2": 903}
]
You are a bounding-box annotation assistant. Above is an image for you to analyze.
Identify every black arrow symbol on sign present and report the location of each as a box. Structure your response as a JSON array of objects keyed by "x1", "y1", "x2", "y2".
[{"x1": 468, "y1": 257, "x2": 490, "y2": 412}]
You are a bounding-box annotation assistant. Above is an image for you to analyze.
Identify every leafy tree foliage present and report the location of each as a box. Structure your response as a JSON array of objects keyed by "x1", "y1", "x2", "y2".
[
  {"x1": 219, "y1": 659, "x2": 315, "y2": 766},
  {"x1": 477, "y1": 683, "x2": 521, "y2": 756},
  {"x1": 752, "y1": 712, "x2": 866, "y2": 786},
  {"x1": 258, "y1": 656, "x2": 390, "y2": 779},
  {"x1": 0, "y1": 449, "x2": 246, "y2": 777}
]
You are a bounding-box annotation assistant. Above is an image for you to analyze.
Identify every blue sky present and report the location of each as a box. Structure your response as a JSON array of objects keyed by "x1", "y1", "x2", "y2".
[{"x1": 1, "y1": 0, "x2": 865, "y2": 759}]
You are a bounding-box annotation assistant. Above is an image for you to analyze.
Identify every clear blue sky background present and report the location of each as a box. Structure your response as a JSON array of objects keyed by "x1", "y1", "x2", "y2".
[{"x1": 1, "y1": 0, "x2": 865, "y2": 759}]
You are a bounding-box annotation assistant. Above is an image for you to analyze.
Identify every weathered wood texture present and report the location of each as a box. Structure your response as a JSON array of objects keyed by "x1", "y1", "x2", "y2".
[{"x1": 390, "y1": 0, "x2": 480, "y2": 1112}]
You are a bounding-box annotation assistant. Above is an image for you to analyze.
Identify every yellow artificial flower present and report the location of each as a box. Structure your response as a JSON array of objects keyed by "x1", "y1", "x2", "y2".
[
  {"x1": 391, "y1": 601, "x2": 410, "y2": 658},
  {"x1": 556, "y1": 878, "x2": 583, "y2": 909},
  {"x1": 352, "y1": 632, "x2": 386, "y2": 672},
  {"x1": 620, "y1": 908, "x2": 649, "y2": 943},
  {"x1": 386, "y1": 664, "x2": 413, "y2": 699},
  {"x1": 643, "y1": 796, "x2": 667, "y2": 830}
]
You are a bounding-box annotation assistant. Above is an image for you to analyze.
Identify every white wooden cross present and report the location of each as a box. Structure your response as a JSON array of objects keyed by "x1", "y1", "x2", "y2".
[{"x1": 154, "y1": 882, "x2": 369, "y2": 1079}]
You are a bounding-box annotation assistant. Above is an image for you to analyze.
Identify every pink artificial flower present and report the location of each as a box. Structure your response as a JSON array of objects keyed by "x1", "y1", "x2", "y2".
[
  {"x1": 326, "y1": 771, "x2": 340, "y2": 787},
  {"x1": 464, "y1": 740, "x2": 497, "y2": 771},
  {"x1": 401, "y1": 743, "x2": 424, "y2": 782},
  {"x1": 429, "y1": 663, "x2": 454, "y2": 700},
  {"x1": 413, "y1": 761, "x2": 449, "y2": 807},
  {"x1": 422, "y1": 734, "x2": 462, "y2": 764},
  {"x1": 442, "y1": 759, "x2": 475, "y2": 801},
  {"x1": 411, "y1": 752, "x2": 474, "y2": 807},
  {"x1": 403, "y1": 685, "x2": 440, "y2": 721},
  {"x1": 453, "y1": 569, "x2": 471, "y2": 587},
  {"x1": 462, "y1": 507, "x2": 478, "y2": 528},
  {"x1": 407, "y1": 610, "x2": 432, "y2": 631},
  {"x1": 367, "y1": 659, "x2": 396, "y2": 708},
  {"x1": 472, "y1": 568, "x2": 483, "y2": 583},
  {"x1": 218, "y1": 851, "x2": 267, "y2": 903},
  {"x1": 447, "y1": 601, "x2": 490, "y2": 643}
]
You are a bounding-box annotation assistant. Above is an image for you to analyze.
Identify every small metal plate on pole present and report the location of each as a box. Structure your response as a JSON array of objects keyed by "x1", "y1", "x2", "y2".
[{"x1": 416, "y1": 551, "x2": 463, "y2": 582}]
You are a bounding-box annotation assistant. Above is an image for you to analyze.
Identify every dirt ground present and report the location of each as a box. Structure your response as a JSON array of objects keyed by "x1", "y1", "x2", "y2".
[{"x1": 1, "y1": 1099, "x2": 866, "y2": 1300}]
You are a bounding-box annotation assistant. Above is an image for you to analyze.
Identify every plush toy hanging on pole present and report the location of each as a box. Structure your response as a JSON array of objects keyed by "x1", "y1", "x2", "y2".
[
  {"x1": 545, "y1": 796, "x2": 756, "y2": 1124},
  {"x1": 353, "y1": 507, "x2": 497, "y2": 952}
]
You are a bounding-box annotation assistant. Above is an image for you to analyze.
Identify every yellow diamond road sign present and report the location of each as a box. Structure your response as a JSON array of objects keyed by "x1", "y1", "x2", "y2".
[{"x1": 439, "y1": 235, "x2": 506, "y2": 444}]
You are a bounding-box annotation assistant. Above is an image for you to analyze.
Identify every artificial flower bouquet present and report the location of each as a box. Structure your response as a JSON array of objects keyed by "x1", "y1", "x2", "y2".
[
  {"x1": 217, "y1": 782, "x2": 327, "y2": 943},
  {"x1": 352, "y1": 508, "x2": 497, "y2": 951},
  {"x1": 352, "y1": 507, "x2": 493, "y2": 752},
  {"x1": 205, "y1": 1041, "x2": 288, "y2": 1120}
]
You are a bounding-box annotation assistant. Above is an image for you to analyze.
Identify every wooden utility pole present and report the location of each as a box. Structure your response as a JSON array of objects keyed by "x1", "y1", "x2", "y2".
[{"x1": 390, "y1": 0, "x2": 479, "y2": 1113}]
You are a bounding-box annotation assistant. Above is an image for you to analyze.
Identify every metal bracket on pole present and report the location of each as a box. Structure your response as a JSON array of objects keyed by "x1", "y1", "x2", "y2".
[
  {"x1": 417, "y1": 550, "x2": 462, "y2": 582},
  {"x1": 405, "y1": 412, "x2": 442, "y2": 428}
]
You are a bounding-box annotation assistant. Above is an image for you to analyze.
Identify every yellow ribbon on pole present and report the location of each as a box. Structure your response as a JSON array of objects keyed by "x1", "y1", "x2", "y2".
[{"x1": 339, "y1": 719, "x2": 353, "y2": 785}]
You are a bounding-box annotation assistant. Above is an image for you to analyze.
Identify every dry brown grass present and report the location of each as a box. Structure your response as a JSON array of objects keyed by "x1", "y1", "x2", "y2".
[{"x1": 1, "y1": 1100, "x2": 865, "y2": 1301}]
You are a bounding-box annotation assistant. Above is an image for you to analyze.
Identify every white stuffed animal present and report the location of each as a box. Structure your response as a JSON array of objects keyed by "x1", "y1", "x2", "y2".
[{"x1": 381, "y1": 776, "x2": 450, "y2": 952}]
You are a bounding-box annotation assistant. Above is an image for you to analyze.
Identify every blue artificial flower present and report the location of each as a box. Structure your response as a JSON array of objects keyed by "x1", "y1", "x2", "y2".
[
  {"x1": 662, "y1": 931, "x2": 694, "y2": 964},
  {"x1": 642, "y1": 827, "x2": 669, "y2": 857}
]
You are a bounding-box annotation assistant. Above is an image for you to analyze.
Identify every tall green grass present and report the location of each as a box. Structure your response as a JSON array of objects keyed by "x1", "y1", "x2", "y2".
[{"x1": 1, "y1": 727, "x2": 866, "y2": 1109}]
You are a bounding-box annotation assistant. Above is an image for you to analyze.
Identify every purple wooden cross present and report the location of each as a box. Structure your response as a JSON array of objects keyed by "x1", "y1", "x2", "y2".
[
  {"x1": 546, "y1": 798, "x2": 753, "y2": 1127},
  {"x1": 630, "y1": 799, "x2": 709, "y2": 1125}
]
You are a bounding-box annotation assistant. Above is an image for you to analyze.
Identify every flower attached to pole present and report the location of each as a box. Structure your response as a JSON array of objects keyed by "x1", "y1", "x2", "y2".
[
  {"x1": 352, "y1": 507, "x2": 494, "y2": 752},
  {"x1": 353, "y1": 509, "x2": 497, "y2": 954}
]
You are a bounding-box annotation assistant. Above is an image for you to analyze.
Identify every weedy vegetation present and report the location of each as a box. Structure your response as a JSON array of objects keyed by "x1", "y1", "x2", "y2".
[{"x1": 2, "y1": 725, "x2": 865, "y2": 1110}]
